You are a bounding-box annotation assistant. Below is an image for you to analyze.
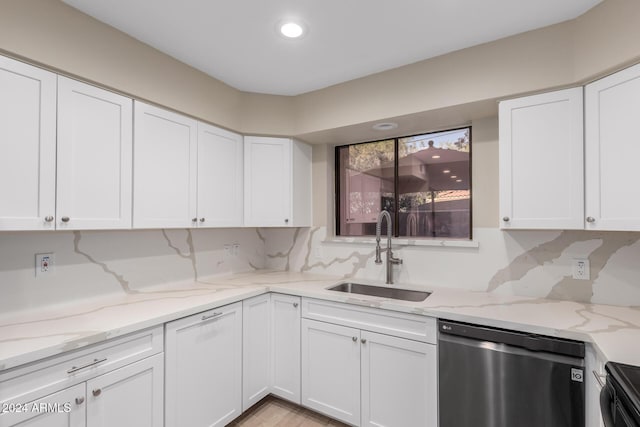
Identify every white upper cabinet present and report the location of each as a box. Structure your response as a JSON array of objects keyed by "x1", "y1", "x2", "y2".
[
  {"x1": 196, "y1": 122, "x2": 243, "y2": 227},
  {"x1": 57, "y1": 77, "x2": 133, "y2": 230},
  {"x1": 133, "y1": 101, "x2": 197, "y2": 228},
  {"x1": 585, "y1": 63, "x2": 640, "y2": 231},
  {"x1": 499, "y1": 87, "x2": 584, "y2": 229},
  {"x1": 0, "y1": 56, "x2": 57, "y2": 231},
  {"x1": 244, "y1": 136, "x2": 311, "y2": 227}
]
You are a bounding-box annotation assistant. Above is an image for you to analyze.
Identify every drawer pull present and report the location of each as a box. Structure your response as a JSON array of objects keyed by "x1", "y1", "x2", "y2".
[
  {"x1": 67, "y1": 357, "x2": 107, "y2": 374},
  {"x1": 352, "y1": 336, "x2": 357, "y2": 342},
  {"x1": 293, "y1": 302, "x2": 299, "y2": 308},
  {"x1": 201, "y1": 312, "x2": 223, "y2": 321},
  {"x1": 593, "y1": 370, "x2": 606, "y2": 388},
  {"x1": 92, "y1": 389, "x2": 102, "y2": 397},
  {"x1": 75, "y1": 397, "x2": 84, "y2": 405}
]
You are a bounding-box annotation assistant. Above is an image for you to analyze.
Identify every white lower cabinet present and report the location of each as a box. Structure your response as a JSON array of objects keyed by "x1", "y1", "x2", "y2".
[
  {"x1": 270, "y1": 294, "x2": 301, "y2": 404},
  {"x1": 0, "y1": 327, "x2": 164, "y2": 427},
  {"x1": 301, "y1": 299, "x2": 438, "y2": 427},
  {"x1": 242, "y1": 294, "x2": 272, "y2": 411},
  {"x1": 165, "y1": 302, "x2": 243, "y2": 427},
  {"x1": 242, "y1": 293, "x2": 302, "y2": 410},
  {"x1": 302, "y1": 319, "x2": 361, "y2": 426},
  {"x1": 85, "y1": 354, "x2": 163, "y2": 427}
]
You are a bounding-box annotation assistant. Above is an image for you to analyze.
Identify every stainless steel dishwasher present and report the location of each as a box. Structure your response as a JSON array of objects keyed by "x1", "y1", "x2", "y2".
[{"x1": 438, "y1": 319, "x2": 585, "y2": 427}]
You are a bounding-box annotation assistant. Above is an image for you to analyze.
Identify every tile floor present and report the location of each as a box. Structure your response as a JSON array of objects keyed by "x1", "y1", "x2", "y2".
[{"x1": 229, "y1": 396, "x2": 348, "y2": 427}]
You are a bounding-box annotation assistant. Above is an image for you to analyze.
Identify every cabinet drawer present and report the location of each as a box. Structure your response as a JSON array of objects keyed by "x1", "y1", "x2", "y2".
[
  {"x1": 0, "y1": 326, "x2": 163, "y2": 404},
  {"x1": 301, "y1": 298, "x2": 436, "y2": 344}
]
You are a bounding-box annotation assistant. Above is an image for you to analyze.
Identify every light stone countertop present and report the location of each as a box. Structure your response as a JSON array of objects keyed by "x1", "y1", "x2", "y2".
[{"x1": 1, "y1": 270, "x2": 639, "y2": 372}]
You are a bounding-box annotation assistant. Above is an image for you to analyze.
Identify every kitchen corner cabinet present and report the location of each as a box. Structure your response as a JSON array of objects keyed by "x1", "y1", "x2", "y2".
[
  {"x1": 56, "y1": 77, "x2": 133, "y2": 230},
  {"x1": 499, "y1": 87, "x2": 584, "y2": 229},
  {"x1": 585, "y1": 63, "x2": 640, "y2": 231},
  {"x1": 0, "y1": 327, "x2": 164, "y2": 427},
  {"x1": 242, "y1": 293, "x2": 302, "y2": 410},
  {"x1": 165, "y1": 302, "x2": 242, "y2": 427},
  {"x1": 244, "y1": 136, "x2": 312, "y2": 227},
  {"x1": 242, "y1": 294, "x2": 271, "y2": 411},
  {"x1": 301, "y1": 298, "x2": 437, "y2": 427},
  {"x1": 271, "y1": 293, "x2": 301, "y2": 404},
  {"x1": 133, "y1": 102, "x2": 197, "y2": 228},
  {"x1": 0, "y1": 56, "x2": 57, "y2": 231}
]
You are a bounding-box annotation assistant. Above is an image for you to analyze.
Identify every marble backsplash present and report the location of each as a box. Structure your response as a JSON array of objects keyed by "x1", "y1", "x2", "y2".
[
  {"x1": 2, "y1": 225, "x2": 640, "y2": 314},
  {"x1": 261, "y1": 226, "x2": 640, "y2": 307},
  {"x1": 0, "y1": 228, "x2": 265, "y2": 314}
]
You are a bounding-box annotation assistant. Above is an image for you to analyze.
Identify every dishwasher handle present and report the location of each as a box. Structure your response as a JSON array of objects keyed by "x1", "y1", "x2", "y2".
[{"x1": 438, "y1": 319, "x2": 585, "y2": 358}]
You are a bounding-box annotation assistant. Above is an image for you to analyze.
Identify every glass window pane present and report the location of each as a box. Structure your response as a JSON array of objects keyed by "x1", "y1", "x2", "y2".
[
  {"x1": 337, "y1": 140, "x2": 395, "y2": 236},
  {"x1": 397, "y1": 128, "x2": 471, "y2": 238}
]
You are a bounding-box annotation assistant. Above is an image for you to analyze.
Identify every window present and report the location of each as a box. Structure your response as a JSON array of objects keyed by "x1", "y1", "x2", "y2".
[{"x1": 336, "y1": 127, "x2": 471, "y2": 239}]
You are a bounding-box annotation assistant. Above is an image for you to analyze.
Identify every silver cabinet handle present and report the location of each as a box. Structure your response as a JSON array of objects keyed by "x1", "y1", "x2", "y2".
[
  {"x1": 192, "y1": 217, "x2": 197, "y2": 222},
  {"x1": 293, "y1": 302, "x2": 299, "y2": 308},
  {"x1": 201, "y1": 312, "x2": 223, "y2": 321},
  {"x1": 200, "y1": 218, "x2": 205, "y2": 222},
  {"x1": 61, "y1": 216, "x2": 70, "y2": 223},
  {"x1": 586, "y1": 217, "x2": 596, "y2": 223},
  {"x1": 284, "y1": 219, "x2": 289, "y2": 224},
  {"x1": 593, "y1": 370, "x2": 606, "y2": 388},
  {"x1": 45, "y1": 216, "x2": 54, "y2": 222},
  {"x1": 352, "y1": 336, "x2": 357, "y2": 342},
  {"x1": 92, "y1": 389, "x2": 101, "y2": 397},
  {"x1": 502, "y1": 216, "x2": 510, "y2": 222},
  {"x1": 75, "y1": 397, "x2": 85, "y2": 405},
  {"x1": 361, "y1": 338, "x2": 367, "y2": 344},
  {"x1": 67, "y1": 357, "x2": 107, "y2": 374}
]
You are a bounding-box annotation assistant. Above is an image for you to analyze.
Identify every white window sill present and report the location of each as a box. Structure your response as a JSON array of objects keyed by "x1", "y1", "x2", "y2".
[{"x1": 322, "y1": 237, "x2": 479, "y2": 248}]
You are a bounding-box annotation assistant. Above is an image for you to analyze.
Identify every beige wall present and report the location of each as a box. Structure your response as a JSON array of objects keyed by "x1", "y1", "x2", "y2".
[{"x1": 0, "y1": 0, "x2": 243, "y2": 131}]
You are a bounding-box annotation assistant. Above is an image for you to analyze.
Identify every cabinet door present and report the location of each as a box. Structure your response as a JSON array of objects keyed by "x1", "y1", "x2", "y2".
[
  {"x1": 586, "y1": 63, "x2": 640, "y2": 231},
  {"x1": 242, "y1": 294, "x2": 271, "y2": 411},
  {"x1": 196, "y1": 122, "x2": 243, "y2": 227},
  {"x1": 499, "y1": 88, "x2": 584, "y2": 229},
  {"x1": 133, "y1": 101, "x2": 197, "y2": 228},
  {"x1": 244, "y1": 136, "x2": 291, "y2": 227},
  {"x1": 271, "y1": 294, "x2": 301, "y2": 404},
  {"x1": 0, "y1": 383, "x2": 85, "y2": 427},
  {"x1": 0, "y1": 56, "x2": 56, "y2": 231},
  {"x1": 165, "y1": 303, "x2": 242, "y2": 427},
  {"x1": 301, "y1": 319, "x2": 360, "y2": 426},
  {"x1": 85, "y1": 353, "x2": 163, "y2": 427},
  {"x1": 57, "y1": 77, "x2": 133, "y2": 230},
  {"x1": 360, "y1": 331, "x2": 437, "y2": 427}
]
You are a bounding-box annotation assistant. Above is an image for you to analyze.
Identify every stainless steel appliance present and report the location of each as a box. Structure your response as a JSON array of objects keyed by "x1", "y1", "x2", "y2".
[
  {"x1": 438, "y1": 319, "x2": 585, "y2": 427},
  {"x1": 601, "y1": 362, "x2": 640, "y2": 426}
]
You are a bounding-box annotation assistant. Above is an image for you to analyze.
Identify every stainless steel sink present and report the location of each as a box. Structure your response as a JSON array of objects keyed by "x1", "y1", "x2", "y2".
[{"x1": 327, "y1": 282, "x2": 431, "y2": 302}]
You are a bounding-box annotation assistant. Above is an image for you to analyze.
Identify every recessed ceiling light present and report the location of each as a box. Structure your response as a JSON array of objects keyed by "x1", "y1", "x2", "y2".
[
  {"x1": 443, "y1": 170, "x2": 450, "y2": 174},
  {"x1": 279, "y1": 21, "x2": 305, "y2": 38},
  {"x1": 456, "y1": 179, "x2": 462, "y2": 182},
  {"x1": 372, "y1": 122, "x2": 398, "y2": 131},
  {"x1": 451, "y1": 175, "x2": 457, "y2": 179},
  {"x1": 432, "y1": 155, "x2": 440, "y2": 159}
]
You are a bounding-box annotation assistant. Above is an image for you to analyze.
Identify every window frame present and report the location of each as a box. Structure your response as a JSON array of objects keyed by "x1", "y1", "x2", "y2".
[{"x1": 334, "y1": 126, "x2": 473, "y2": 239}]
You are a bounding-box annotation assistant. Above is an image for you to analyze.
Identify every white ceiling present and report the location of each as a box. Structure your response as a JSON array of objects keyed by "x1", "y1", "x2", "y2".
[{"x1": 62, "y1": 0, "x2": 601, "y2": 96}]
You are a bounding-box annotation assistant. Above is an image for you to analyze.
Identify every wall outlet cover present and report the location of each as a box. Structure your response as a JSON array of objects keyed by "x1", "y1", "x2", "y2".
[
  {"x1": 35, "y1": 253, "x2": 55, "y2": 277},
  {"x1": 572, "y1": 258, "x2": 590, "y2": 280}
]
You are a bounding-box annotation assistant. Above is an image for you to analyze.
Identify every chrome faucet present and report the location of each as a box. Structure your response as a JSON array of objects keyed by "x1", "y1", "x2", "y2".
[{"x1": 375, "y1": 210, "x2": 403, "y2": 284}]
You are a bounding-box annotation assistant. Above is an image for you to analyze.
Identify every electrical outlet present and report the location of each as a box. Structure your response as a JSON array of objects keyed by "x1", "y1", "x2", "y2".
[
  {"x1": 35, "y1": 253, "x2": 54, "y2": 277},
  {"x1": 572, "y1": 258, "x2": 590, "y2": 280}
]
